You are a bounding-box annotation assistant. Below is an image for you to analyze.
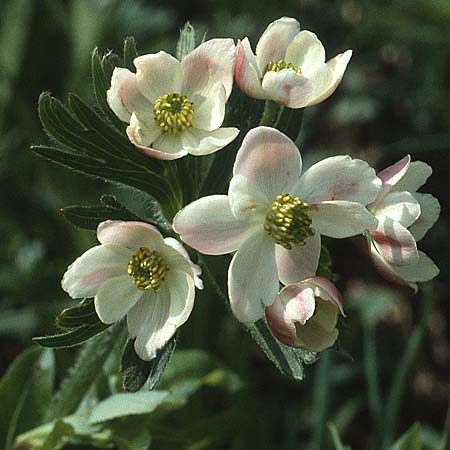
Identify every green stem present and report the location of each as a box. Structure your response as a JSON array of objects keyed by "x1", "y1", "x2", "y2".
[
  {"x1": 363, "y1": 325, "x2": 383, "y2": 445},
  {"x1": 259, "y1": 100, "x2": 281, "y2": 127},
  {"x1": 47, "y1": 323, "x2": 126, "y2": 420},
  {"x1": 312, "y1": 351, "x2": 332, "y2": 450},
  {"x1": 381, "y1": 291, "x2": 433, "y2": 449}
]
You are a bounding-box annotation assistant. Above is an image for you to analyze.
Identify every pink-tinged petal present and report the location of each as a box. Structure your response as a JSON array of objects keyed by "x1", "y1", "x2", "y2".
[
  {"x1": 107, "y1": 68, "x2": 151, "y2": 122},
  {"x1": 167, "y1": 270, "x2": 195, "y2": 326},
  {"x1": 275, "y1": 232, "x2": 321, "y2": 285},
  {"x1": 182, "y1": 127, "x2": 239, "y2": 156},
  {"x1": 151, "y1": 132, "x2": 189, "y2": 159},
  {"x1": 192, "y1": 83, "x2": 226, "y2": 131},
  {"x1": 126, "y1": 111, "x2": 161, "y2": 146},
  {"x1": 173, "y1": 195, "x2": 258, "y2": 255},
  {"x1": 234, "y1": 38, "x2": 266, "y2": 99},
  {"x1": 97, "y1": 220, "x2": 164, "y2": 252},
  {"x1": 374, "y1": 191, "x2": 421, "y2": 228},
  {"x1": 233, "y1": 126, "x2": 302, "y2": 200},
  {"x1": 393, "y1": 251, "x2": 439, "y2": 283},
  {"x1": 127, "y1": 285, "x2": 175, "y2": 360},
  {"x1": 393, "y1": 161, "x2": 432, "y2": 194},
  {"x1": 369, "y1": 239, "x2": 408, "y2": 286},
  {"x1": 228, "y1": 174, "x2": 268, "y2": 221},
  {"x1": 134, "y1": 52, "x2": 182, "y2": 103},
  {"x1": 94, "y1": 275, "x2": 143, "y2": 324},
  {"x1": 228, "y1": 230, "x2": 279, "y2": 323},
  {"x1": 306, "y1": 49, "x2": 353, "y2": 106},
  {"x1": 266, "y1": 283, "x2": 316, "y2": 346},
  {"x1": 374, "y1": 155, "x2": 410, "y2": 203},
  {"x1": 312, "y1": 200, "x2": 378, "y2": 238},
  {"x1": 409, "y1": 193, "x2": 440, "y2": 242},
  {"x1": 181, "y1": 38, "x2": 235, "y2": 101},
  {"x1": 371, "y1": 216, "x2": 418, "y2": 266},
  {"x1": 163, "y1": 237, "x2": 203, "y2": 289},
  {"x1": 305, "y1": 276, "x2": 345, "y2": 316},
  {"x1": 295, "y1": 155, "x2": 381, "y2": 205},
  {"x1": 256, "y1": 17, "x2": 300, "y2": 71},
  {"x1": 285, "y1": 31, "x2": 326, "y2": 76},
  {"x1": 61, "y1": 245, "x2": 131, "y2": 299},
  {"x1": 261, "y1": 69, "x2": 317, "y2": 108}
]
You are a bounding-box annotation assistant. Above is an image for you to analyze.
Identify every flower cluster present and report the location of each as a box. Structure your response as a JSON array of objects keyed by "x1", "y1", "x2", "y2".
[{"x1": 61, "y1": 16, "x2": 439, "y2": 362}]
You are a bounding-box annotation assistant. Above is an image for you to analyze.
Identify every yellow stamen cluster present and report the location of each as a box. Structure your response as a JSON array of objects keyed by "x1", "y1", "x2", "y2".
[
  {"x1": 153, "y1": 93, "x2": 194, "y2": 134},
  {"x1": 127, "y1": 247, "x2": 169, "y2": 292},
  {"x1": 264, "y1": 194, "x2": 314, "y2": 249},
  {"x1": 263, "y1": 60, "x2": 302, "y2": 76}
]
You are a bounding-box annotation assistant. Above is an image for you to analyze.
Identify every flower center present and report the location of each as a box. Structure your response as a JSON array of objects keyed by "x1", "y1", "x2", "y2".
[
  {"x1": 263, "y1": 60, "x2": 302, "y2": 76},
  {"x1": 264, "y1": 194, "x2": 314, "y2": 249},
  {"x1": 153, "y1": 93, "x2": 194, "y2": 134},
  {"x1": 127, "y1": 247, "x2": 169, "y2": 292}
]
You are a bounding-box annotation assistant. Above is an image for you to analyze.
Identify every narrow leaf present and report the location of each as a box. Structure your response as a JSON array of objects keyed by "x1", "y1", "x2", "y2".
[
  {"x1": 176, "y1": 22, "x2": 196, "y2": 60},
  {"x1": 56, "y1": 299, "x2": 101, "y2": 329},
  {"x1": 123, "y1": 36, "x2": 138, "y2": 71}
]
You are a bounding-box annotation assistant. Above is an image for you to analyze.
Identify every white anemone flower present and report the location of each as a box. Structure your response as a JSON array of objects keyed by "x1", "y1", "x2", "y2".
[
  {"x1": 107, "y1": 39, "x2": 239, "y2": 160},
  {"x1": 62, "y1": 221, "x2": 203, "y2": 360},
  {"x1": 234, "y1": 17, "x2": 352, "y2": 108},
  {"x1": 367, "y1": 155, "x2": 440, "y2": 290},
  {"x1": 266, "y1": 277, "x2": 344, "y2": 352},
  {"x1": 173, "y1": 126, "x2": 380, "y2": 323}
]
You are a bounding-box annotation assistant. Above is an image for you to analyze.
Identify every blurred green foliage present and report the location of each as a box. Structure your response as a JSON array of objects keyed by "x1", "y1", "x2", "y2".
[{"x1": 0, "y1": 0, "x2": 449, "y2": 449}]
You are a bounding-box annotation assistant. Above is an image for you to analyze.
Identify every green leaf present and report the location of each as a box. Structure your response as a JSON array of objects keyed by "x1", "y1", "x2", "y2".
[
  {"x1": 38, "y1": 420, "x2": 75, "y2": 450},
  {"x1": 123, "y1": 36, "x2": 138, "y2": 71},
  {"x1": 328, "y1": 423, "x2": 352, "y2": 450},
  {"x1": 121, "y1": 334, "x2": 176, "y2": 392},
  {"x1": 176, "y1": 22, "x2": 196, "y2": 60},
  {"x1": 33, "y1": 322, "x2": 110, "y2": 348},
  {"x1": 56, "y1": 299, "x2": 101, "y2": 329},
  {"x1": 0, "y1": 347, "x2": 53, "y2": 450},
  {"x1": 391, "y1": 423, "x2": 422, "y2": 450},
  {"x1": 89, "y1": 391, "x2": 170, "y2": 424}
]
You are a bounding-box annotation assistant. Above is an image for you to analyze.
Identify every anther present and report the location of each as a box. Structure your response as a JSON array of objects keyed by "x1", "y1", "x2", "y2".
[
  {"x1": 153, "y1": 93, "x2": 194, "y2": 134},
  {"x1": 263, "y1": 60, "x2": 302, "y2": 77}
]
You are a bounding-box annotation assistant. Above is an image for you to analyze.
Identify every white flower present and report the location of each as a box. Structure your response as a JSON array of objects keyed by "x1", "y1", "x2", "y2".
[
  {"x1": 266, "y1": 277, "x2": 344, "y2": 352},
  {"x1": 367, "y1": 155, "x2": 440, "y2": 290},
  {"x1": 107, "y1": 39, "x2": 239, "y2": 160},
  {"x1": 234, "y1": 17, "x2": 352, "y2": 108},
  {"x1": 62, "y1": 221, "x2": 203, "y2": 360},
  {"x1": 173, "y1": 126, "x2": 380, "y2": 323}
]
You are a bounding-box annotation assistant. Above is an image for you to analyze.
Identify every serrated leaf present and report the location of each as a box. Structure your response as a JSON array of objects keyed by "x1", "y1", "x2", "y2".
[
  {"x1": 176, "y1": 22, "x2": 196, "y2": 60},
  {"x1": 89, "y1": 391, "x2": 170, "y2": 424},
  {"x1": 121, "y1": 334, "x2": 176, "y2": 392},
  {"x1": 56, "y1": 299, "x2": 101, "y2": 329},
  {"x1": 33, "y1": 322, "x2": 110, "y2": 348},
  {"x1": 123, "y1": 36, "x2": 138, "y2": 71}
]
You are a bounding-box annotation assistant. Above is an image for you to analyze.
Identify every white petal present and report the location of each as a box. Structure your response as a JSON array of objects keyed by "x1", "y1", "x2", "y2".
[
  {"x1": 306, "y1": 276, "x2": 345, "y2": 316},
  {"x1": 235, "y1": 38, "x2": 266, "y2": 99},
  {"x1": 94, "y1": 275, "x2": 143, "y2": 324},
  {"x1": 275, "y1": 233, "x2": 321, "y2": 285},
  {"x1": 173, "y1": 195, "x2": 257, "y2": 255},
  {"x1": 374, "y1": 155, "x2": 410, "y2": 204},
  {"x1": 369, "y1": 239, "x2": 408, "y2": 286},
  {"x1": 374, "y1": 191, "x2": 421, "y2": 228},
  {"x1": 285, "y1": 31, "x2": 326, "y2": 76},
  {"x1": 181, "y1": 38, "x2": 235, "y2": 100},
  {"x1": 371, "y1": 216, "x2": 418, "y2": 266},
  {"x1": 233, "y1": 126, "x2": 302, "y2": 200},
  {"x1": 134, "y1": 52, "x2": 182, "y2": 103},
  {"x1": 306, "y1": 49, "x2": 353, "y2": 106},
  {"x1": 126, "y1": 112, "x2": 161, "y2": 147},
  {"x1": 392, "y1": 161, "x2": 432, "y2": 193},
  {"x1": 256, "y1": 17, "x2": 300, "y2": 71},
  {"x1": 97, "y1": 221, "x2": 164, "y2": 252},
  {"x1": 294, "y1": 155, "x2": 381, "y2": 205},
  {"x1": 163, "y1": 237, "x2": 203, "y2": 289},
  {"x1": 61, "y1": 245, "x2": 131, "y2": 299},
  {"x1": 393, "y1": 251, "x2": 439, "y2": 283},
  {"x1": 167, "y1": 270, "x2": 195, "y2": 326},
  {"x1": 409, "y1": 193, "x2": 440, "y2": 242},
  {"x1": 127, "y1": 285, "x2": 175, "y2": 360},
  {"x1": 151, "y1": 132, "x2": 188, "y2": 159},
  {"x1": 261, "y1": 69, "x2": 317, "y2": 108},
  {"x1": 181, "y1": 127, "x2": 239, "y2": 156},
  {"x1": 107, "y1": 68, "x2": 151, "y2": 122},
  {"x1": 228, "y1": 174, "x2": 268, "y2": 221},
  {"x1": 312, "y1": 200, "x2": 378, "y2": 238},
  {"x1": 228, "y1": 231, "x2": 279, "y2": 323},
  {"x1": 192, "y1": 83, "x2": 226, "y2": 131}
]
